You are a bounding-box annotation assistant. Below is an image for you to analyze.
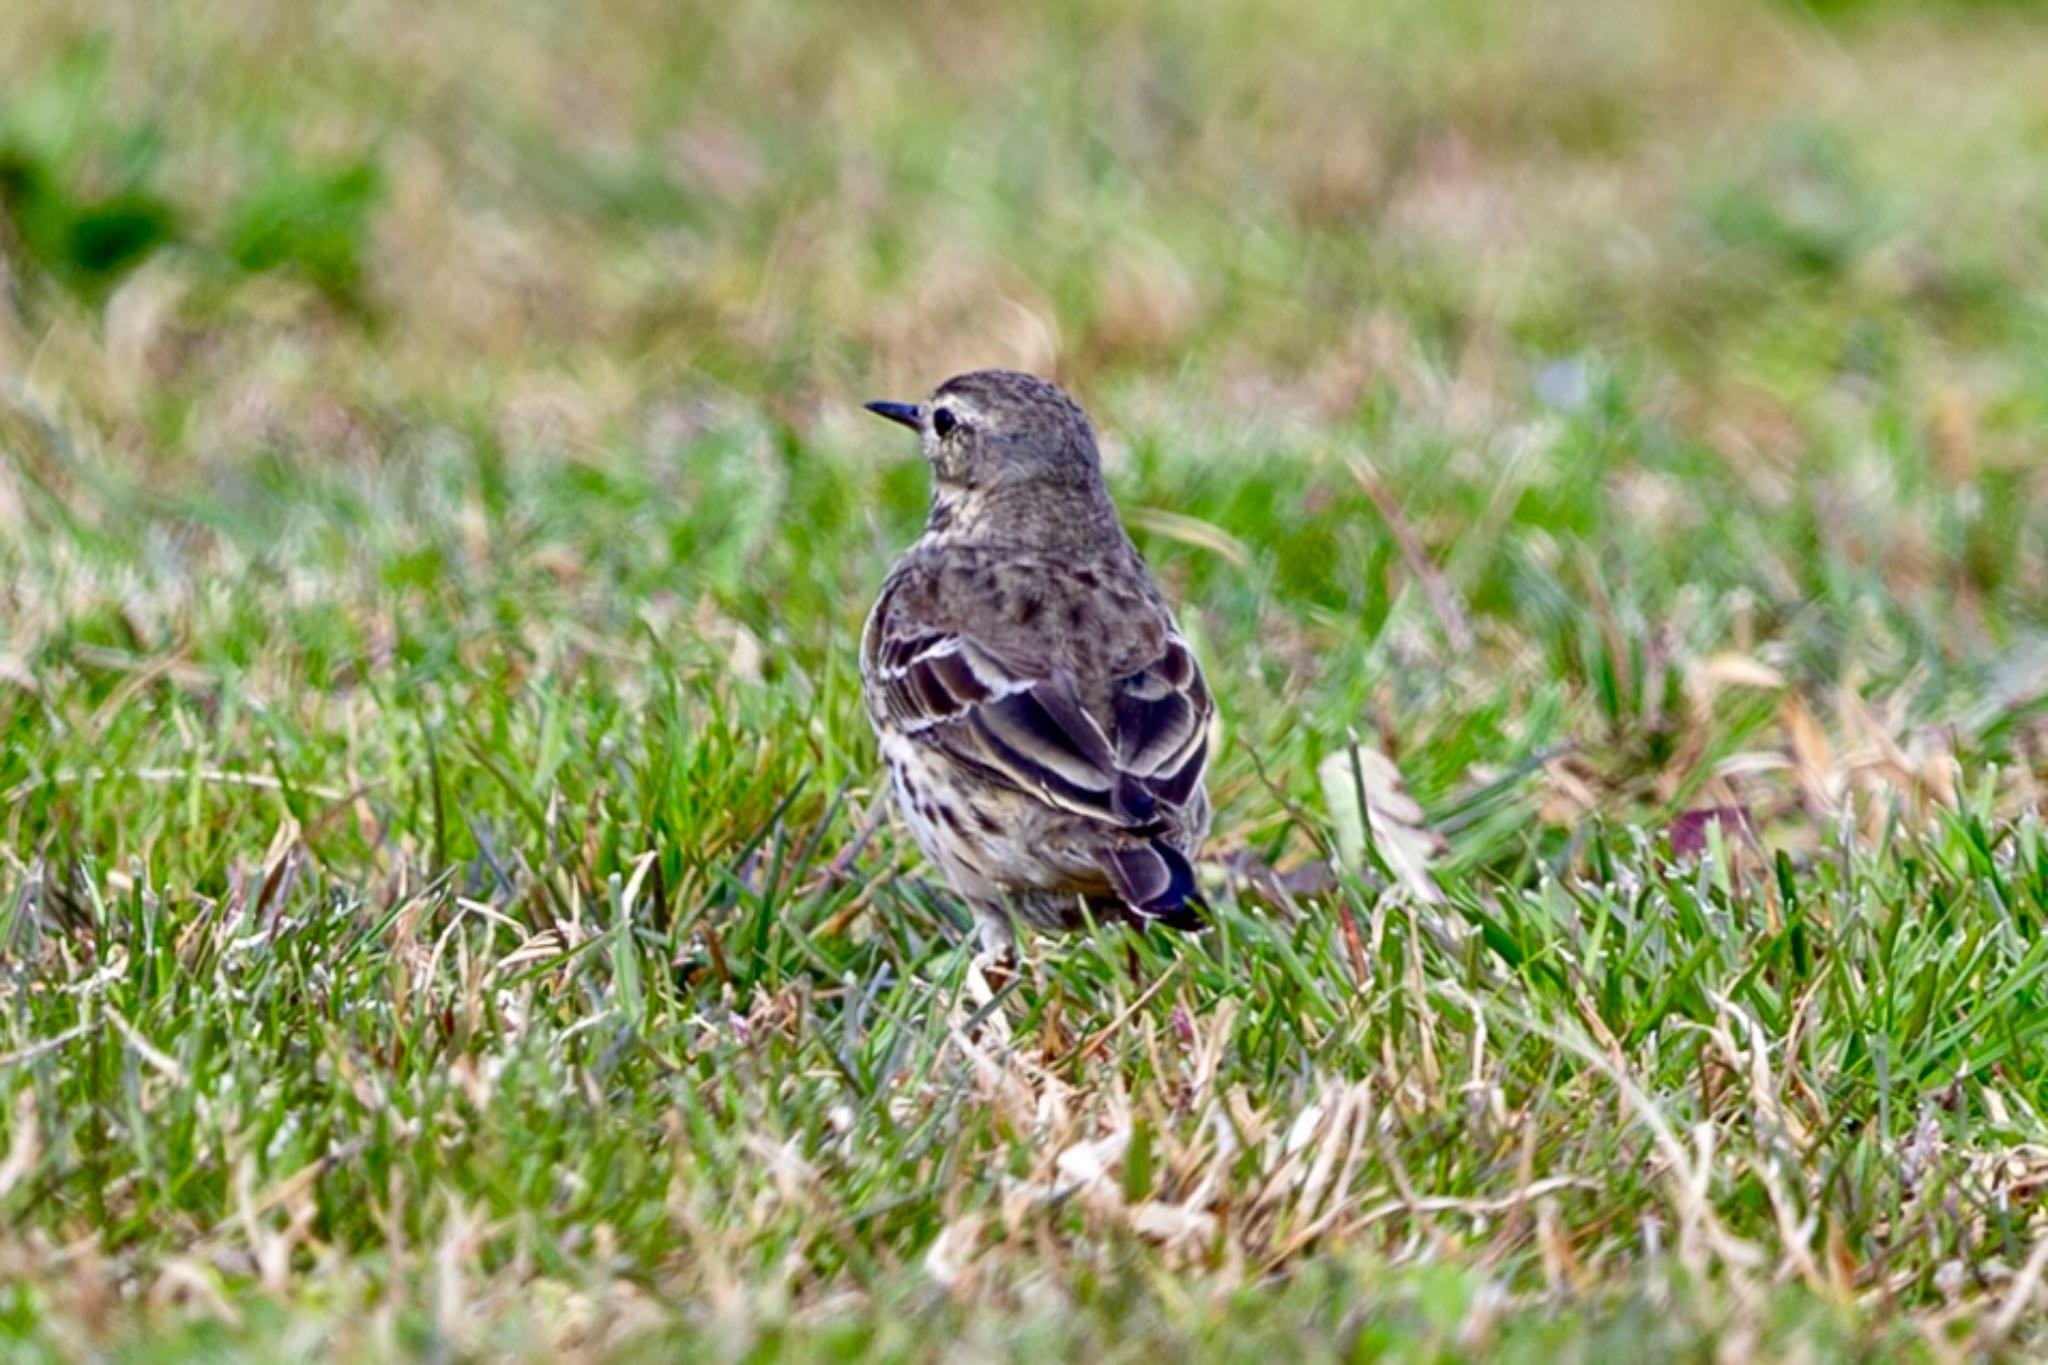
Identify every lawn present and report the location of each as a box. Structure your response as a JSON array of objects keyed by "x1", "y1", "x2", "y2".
[{"x1": 5, "y1": 0, "x2": 2048, "y2": 1358}]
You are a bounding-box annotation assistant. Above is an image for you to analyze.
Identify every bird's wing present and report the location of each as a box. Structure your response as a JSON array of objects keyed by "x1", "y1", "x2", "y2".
[
  {"x1": 864, "y1": 573, "x2": 1213, "y2": 922},
  {"x1": 870, "y1": 622, "x2": 1209, "y2": 826}
]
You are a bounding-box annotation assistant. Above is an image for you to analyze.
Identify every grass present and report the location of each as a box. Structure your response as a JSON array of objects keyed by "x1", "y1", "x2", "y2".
[{"x1": 5, "y1": 0, "x2": 2048, "y2": 1357}]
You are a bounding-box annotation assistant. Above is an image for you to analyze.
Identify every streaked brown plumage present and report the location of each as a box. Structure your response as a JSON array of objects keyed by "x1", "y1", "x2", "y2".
[{"x1": 859, "y1": 370, "x2": 1214, "y2": 956}]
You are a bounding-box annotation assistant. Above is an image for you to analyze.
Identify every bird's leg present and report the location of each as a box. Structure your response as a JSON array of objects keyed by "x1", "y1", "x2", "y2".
[{"x1": 971, "y1": 901, "x2": 1020, "y2": 980}]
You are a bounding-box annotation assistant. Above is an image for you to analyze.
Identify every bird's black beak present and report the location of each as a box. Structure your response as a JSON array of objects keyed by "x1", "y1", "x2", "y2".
[{"x1": 864, "y1": 400, "x2": 922, "y2": 431}]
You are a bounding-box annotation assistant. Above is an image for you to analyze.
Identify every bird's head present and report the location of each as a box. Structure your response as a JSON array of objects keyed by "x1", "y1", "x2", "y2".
[{"x1": 865, "y1": 370, "x2": 1103, "y2": 497}]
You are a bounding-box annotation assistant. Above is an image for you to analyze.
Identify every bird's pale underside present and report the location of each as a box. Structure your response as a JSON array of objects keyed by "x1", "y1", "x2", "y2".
[{"x1": 860, "y1": 370, "x2": 1214, "y2": 957}]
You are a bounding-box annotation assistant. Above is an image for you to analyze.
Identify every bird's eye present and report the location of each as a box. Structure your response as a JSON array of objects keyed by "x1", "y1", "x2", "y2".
[{"x1": 931, "y1": 407, "x2": 959, "y2": 438}]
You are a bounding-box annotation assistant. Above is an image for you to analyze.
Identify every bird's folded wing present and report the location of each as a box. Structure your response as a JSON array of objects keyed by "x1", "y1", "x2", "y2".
[{"x1": 869, "y1": 625, "x2": 1211, "y2": 831}]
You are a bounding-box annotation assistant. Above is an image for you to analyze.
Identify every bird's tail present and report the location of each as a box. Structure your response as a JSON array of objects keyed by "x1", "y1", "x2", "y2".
[{"x1": 1102, "y1": 838, "x2": 1206, "y2": 931}]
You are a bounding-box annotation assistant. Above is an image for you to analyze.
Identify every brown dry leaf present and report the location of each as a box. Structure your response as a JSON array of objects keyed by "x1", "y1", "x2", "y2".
[{"x1": 1317, "y1": 744, "x2": 1447, "y2": 903}]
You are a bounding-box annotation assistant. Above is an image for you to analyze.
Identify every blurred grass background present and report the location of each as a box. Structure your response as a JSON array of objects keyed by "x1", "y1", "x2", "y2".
[
  {"x1": 5, "y1": 0, "x2": 2048, "y2": 1358},
  {"x1": 8, "y1": 0, "x2": 2048, "y2": 417}
]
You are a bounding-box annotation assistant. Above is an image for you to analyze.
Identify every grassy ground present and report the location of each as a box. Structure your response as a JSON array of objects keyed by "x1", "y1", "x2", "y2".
[{"x1": 6, "y1": 0, "x2": 2048, "y2": 1358}]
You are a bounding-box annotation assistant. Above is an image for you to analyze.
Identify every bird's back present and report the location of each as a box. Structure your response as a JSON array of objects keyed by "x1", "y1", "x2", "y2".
[
  {"x1": 862, "y1": 533, "x2": 1213, "y2": 928},
  {"x1": 867, "y1": 537, "x2": 1172, "y2": 722}
]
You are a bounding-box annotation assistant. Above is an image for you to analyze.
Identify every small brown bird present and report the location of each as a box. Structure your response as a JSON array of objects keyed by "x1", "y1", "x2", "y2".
[{"x1": 860, "y1": 370, "x2": 1214, "y2": 957}]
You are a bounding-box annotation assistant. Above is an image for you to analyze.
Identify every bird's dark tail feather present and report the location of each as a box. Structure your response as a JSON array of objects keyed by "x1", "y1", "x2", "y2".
[{"x1": 1102, "y1": 839, "x2": 1206, "y2": 932}]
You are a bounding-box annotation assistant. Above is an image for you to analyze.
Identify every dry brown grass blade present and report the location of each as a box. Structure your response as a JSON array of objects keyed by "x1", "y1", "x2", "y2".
[
  {"x1": 1065, "y1": 960, "x2": 1182, "y2": 1064},
  {"x1": 1349, "y1": 456, "x2": 1473, "y2": 652}
]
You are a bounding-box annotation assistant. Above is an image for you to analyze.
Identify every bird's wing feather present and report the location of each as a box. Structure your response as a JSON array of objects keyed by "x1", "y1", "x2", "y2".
[{"x1": 865, "y1": 587, "x2": 1212, "y2": 834}]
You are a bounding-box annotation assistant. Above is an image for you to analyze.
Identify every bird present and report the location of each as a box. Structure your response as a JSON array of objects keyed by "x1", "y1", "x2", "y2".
[{"x1": 859, "y1": 369, "x2": 1215, "y2": 959}]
